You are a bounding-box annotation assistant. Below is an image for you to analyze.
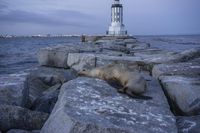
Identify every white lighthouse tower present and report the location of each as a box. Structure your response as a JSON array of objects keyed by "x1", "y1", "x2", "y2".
[{"x1": 107, "y1": 0, "x2": 127, "y2": 36}]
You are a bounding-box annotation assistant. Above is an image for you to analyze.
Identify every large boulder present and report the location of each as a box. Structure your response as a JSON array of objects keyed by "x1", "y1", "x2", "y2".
[
  {"x1": 29, "y1": 67, "x2": 78, "y2": 86},
  {"x1": 123, "y1": 38, "x2": 137, "y2": 44},
  {"x1": 37, "y1": 43, "x2": 100, "y2": 68},
  {"x1": 177, "y1": 115, "x2": 200, "y2": 133},
  {"x1": 152, "y1": 62, "x2": 200, "y2": 79},
  {"x1": 96, "y1": 54, "x2": 142, "y2": 69},
  {"x1": 126, "y1": 42, "x2": 150, "y2": 50},
  {"x1": 159, "y1": 76, "x2": 200, "y2": 116},
  {"x1": 0, "y1": 74, "x2": 29, "y2": 107},
  {"x1": 30, "y1": 85, "x2": 60, "y2": 113},
  {"x1": 67, "y1": 53, "x2": 142, "y2": 71},
  {"x1": 28, "y1": 67, "x2": 77, "y2": 104},
  {"x1": 95, "y1": 41, "x2": 128, "y2": 52},
  {"x1": 134, "y1": 48, "x2": 200, "y2": 65},
  {"x1": 41, "y1": 77, "x2": 177, "y2": 133},
  {"x1": 67, "y1": 53, "x2": 96, "y2": 71},
  {"x1": 0, "y1": 105, "x2": 49, "y2": 132}
]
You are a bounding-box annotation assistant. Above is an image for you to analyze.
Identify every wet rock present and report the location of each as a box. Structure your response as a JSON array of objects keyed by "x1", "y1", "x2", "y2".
[
  {"x1": 152, "y1": 62, "x2": 200, "y2": 79},
  {"x1": 37, "y1": 44, "x2": 100, "y2": 68},
  {"x1": 67, "y1": 53, "x2": 142, "y2": 71},
  {"x1": 96, "y1": 54, "x2": 141, "y2": 69},
  {"x1": 177, "y1": 115, "x2": 200, "y2": 133},
  {"x1": 31, "y1": 85, "x2": 60, "y2": 113},
  {"x1": 29, "y1": 67, "x2": 78, "y2": 85},
  {"x1": 41, "y1": 77, "x2": 177, "y2": 133},
  {"x1": 0, "y1": 74, "x2": 29, "y2": 107},
  {"x1": 28, "y1": 76, "x2": 50, "y2": 106},
  {"x1": 134, "y1": 48, "x2": 200, "y2": 64},
  {"x1": 7, "y1": 129, "x2": 40, "y2": 133},
  {"x1": 95, "y1": 39, "x2": 126, "y2": 46},
  {"x1": 123, "y1": 38, "x2": 137, "y2": 44},
  {"x1": 37, "y1": 46, "x2": 70, "y2": 68},
  {"x1": 0, "y1": 105, "x2": 49, "y2": 132},
  {"x1": 67, "y1": 53, "x2": 96, "y2": 71},
  {"x1": 96, "y1": 41, "x2": 127, "y2": 51},
  {"x1": 178, "y1": 47, "x2": 200, "y2": 62},
  {"x1": 126, "y1": 42, "x2": 150, "y2": 50},
  {"x1": 28, "y1": 67, "x2": 77, "y2": 104},
  {"x1": 99, "y1": 49, "x2": 127, "y2": 56},
  {"x1": 159, "y1": 76, "x2": 200, "y2": 116}
]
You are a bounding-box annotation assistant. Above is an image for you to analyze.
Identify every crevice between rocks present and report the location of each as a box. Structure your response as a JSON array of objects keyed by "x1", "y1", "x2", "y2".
[{"x1": 158, "y1": 79, "x2": 185, "y2": 116}]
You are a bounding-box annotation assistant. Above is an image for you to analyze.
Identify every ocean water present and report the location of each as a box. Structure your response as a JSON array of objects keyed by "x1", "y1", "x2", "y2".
[
  {"x1": 137, "y1": 35, "x2": 200, "y2": 52},
  {"x1": 0, "y1": 37, "x2": 80, "y2": 74},
  {"x1": 0, "y1": 35, "x2": 200, "y2": 75}
]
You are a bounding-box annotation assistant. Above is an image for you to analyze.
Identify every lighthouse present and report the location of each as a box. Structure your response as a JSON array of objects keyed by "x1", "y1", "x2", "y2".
[{"x1": 107, "y1": 0, "x2": 127, "y2": 36}]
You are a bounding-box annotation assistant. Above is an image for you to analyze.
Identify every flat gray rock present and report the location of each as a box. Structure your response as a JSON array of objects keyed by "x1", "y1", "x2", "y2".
[
  {"x1": 37, "y1": 43, "x2": 100, "y2": 68},
  {"x1": 159, "y1": 76, "x2": 200, "y2": 116},
  {"x1": 152, "y1": 62, "x2": 200, "y2": 79},
  {"x1": 28, "y1": 67, "x2": 77, "y2": 104},
  {"x1": 0, "y1": 73, "x2": 28, "y2": 107},
  {"x1": 177, "y1": 115, "x2": 200, "y2": 133},
  {"x1": 67, "y1": 53, "x2": 96, "y2": 71},
  {"x1": 41, "y1": 77, "x2": 177, "y2": 133},
  {"x1": 126, "y1": 42, "x2": 150, "y2": 50},
  {"x1": 135, "y1": 48, "x2": 200, "y2": 64},
  {"x1": 0, "y1": 105, "x2": 48, "y2": 132},
  {"x1": 67, "y1": 53, "x2": 142, "y2": 71}
]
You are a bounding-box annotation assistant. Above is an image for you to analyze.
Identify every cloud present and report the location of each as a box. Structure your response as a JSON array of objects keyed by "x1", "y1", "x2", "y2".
[
  {"x1": 0, "y1": 9, "x2": 92, "y2": 27},
  {"x1": 0, "y1": 2, "x2": 8, "y2": 11}
]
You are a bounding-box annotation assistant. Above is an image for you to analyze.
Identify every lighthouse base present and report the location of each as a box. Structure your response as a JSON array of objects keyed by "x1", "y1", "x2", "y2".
[{"x1": 107, "y1": 23, "x2": 127, "y2": 36}]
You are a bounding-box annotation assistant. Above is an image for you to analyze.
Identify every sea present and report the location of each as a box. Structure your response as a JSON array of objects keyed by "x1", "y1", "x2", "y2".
[{"x1": 0, "y1": 35, "x2": 200, "y2": 75}]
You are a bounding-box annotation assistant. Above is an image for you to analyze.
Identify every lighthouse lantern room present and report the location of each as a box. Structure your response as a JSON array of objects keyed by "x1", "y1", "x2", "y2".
[{"x1": 107, "y1": 0, "x2": 127, "y2": 36}]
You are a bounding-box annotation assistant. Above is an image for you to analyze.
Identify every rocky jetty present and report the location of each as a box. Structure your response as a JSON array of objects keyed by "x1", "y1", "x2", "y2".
[
  {"x1": 41, "y1": 77, "x2": 177, "y2": 133},
  {"x1": 1, "y1": 36, "x2": 200, "y2": 133}
]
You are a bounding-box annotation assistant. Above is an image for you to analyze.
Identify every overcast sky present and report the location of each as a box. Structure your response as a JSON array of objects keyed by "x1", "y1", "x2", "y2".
[{"x1": 0, "y1": 0, "x2": 200, "y2": 35}]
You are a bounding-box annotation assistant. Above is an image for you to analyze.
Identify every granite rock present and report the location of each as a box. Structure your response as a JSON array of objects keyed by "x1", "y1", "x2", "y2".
[
  {"x1": 0, "y1": 74, "x2": 29, "y2": 107},
  {"x1": 28, "y1": 67, "x2": 77, "y2": 104},
  {"x1": 159, "y1": 76, "x2": 200, "y2": 116},
  {"x1": 31, "y1": 85, "x2": 60, "y2": 113},
  {"x1": 67, "y1": 53, "x2": 96, "y2": 71},
  {"x1": 41, "y1": 77, "x2": 177, "y2": 133},
  {"x1": 37, "y1": 43, "x2": 100, "y2": 68},
  {"x1": 134, "y1": 48, "x2": 200, "y2": 64},
  {"x1": 152, "y1": 62, "x2": 200, "y2": 79},
  {"x1": 177, "y1": 115, "x2": 200, "y2": 133},
  {"x1": 126, "y1": 42, "x2": 150, "y2": 50},
  {"x1": 29, "y1": 67, "x2": 78, "y2": 85},
  {"x1": 67, "y1": 53, "x2": 142, "y2": 71},
  {"x1": 123, "y1": 38, "x2": 137, "y2": 44},
  {"x1": 0, "y1": 105, "x2": 48, "y2": 132}
]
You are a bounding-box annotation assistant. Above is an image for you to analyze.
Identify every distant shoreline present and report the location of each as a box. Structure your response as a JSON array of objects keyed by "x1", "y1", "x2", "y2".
[{"x1": 1, "y1": 34, "x2": 200, "y2": 39}]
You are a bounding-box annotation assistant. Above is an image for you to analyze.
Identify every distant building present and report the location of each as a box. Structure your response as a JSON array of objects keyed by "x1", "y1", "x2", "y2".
[{"x1": 107, "y1": 0, "x2": 127, "y2": 36}]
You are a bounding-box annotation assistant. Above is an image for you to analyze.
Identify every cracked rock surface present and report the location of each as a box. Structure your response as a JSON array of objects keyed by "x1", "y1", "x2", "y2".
[{"x1": 41, "y1": 77, "x2": 177, "y2": 133}]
